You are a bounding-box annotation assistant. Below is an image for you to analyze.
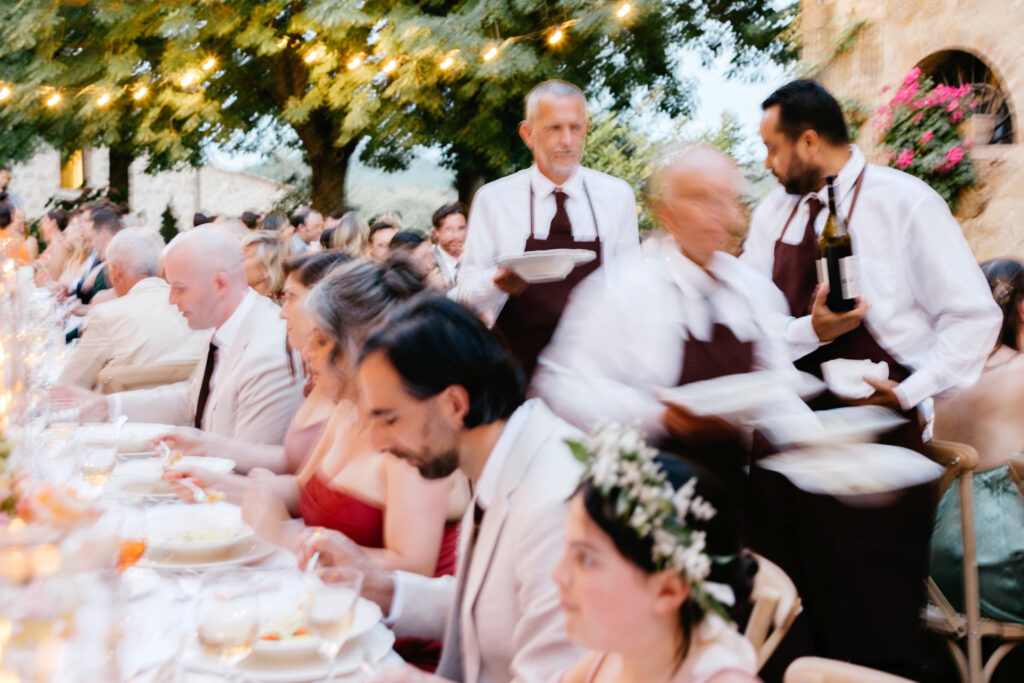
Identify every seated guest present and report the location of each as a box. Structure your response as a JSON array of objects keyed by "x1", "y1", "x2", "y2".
[
  {"x1": 367, "y1": 218, "x2": 400, "y2": 261},
  {"x1": 156, "y1": 251, "x2": 352, "y2": 474},
  {"x1": 534, "y1": 144, "x2": 799, "y2": 498},
  {"x1": 320, "y1": 210, "x2": 368, "y2": 256},
  {"x1": 36, "y1": 208, "x2": 71, "y2": 283},
  {"x1": 56, "y1": 227, "x2": 304, "y2": 446},
  {"x1": 556, "y1": 427, "x2": 758, "y2": 682},
  {"x1": 289, "y1": 208, "x2": 324, "y2": 254},
  {"x1": 297, "y1": 296, "x2": 582, "y2": 683},
  {"x1": 57, "y1": 228, "x2": 206, "y2": 391},
  {"x1": 430, "y1": 202, "x2": 468, "y2": 291},
  {"x1": 242, "y1": 230, "x2": 290, "y2": 302},
  {"x1": 8, "y1": 206, "x2": 38, "y2": 260},
  {"x1": 389, "y1": 230, "x2": 446, "y2": 290},
  {"x1": 931, "y1": 258, "x2": 1024, "y2": 623},
  {"x1": 75, "y1": 205, "x2": 124, "y2": 306},
  {"x1": 0, "y1": 202, "x2": 30, "y2": 266}
]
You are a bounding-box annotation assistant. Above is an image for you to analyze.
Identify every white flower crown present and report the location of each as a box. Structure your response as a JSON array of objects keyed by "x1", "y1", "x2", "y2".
[{"x1": 567, "y1": 422, "x2": 735, "y2": 618}]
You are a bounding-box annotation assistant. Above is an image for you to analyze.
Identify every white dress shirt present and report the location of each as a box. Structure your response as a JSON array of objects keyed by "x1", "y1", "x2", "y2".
[
  {"x1": 533, "y1": 238, "x2": 799, "y2": 440},
  {"x1": 433, "y1": 244, "x2": 460, "y2": 290},
  {"x1": 740, "y1": 145, "x2": 1000, "y2": 410},
  {"x1": 457, "y1": 164, "x2": 640, "y2": 322}
]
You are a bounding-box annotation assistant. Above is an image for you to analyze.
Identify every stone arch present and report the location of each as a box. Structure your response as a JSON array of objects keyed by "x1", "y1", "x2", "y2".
[{"x1": 913, "y1": 47, "x2": 1016, "y2": 145}]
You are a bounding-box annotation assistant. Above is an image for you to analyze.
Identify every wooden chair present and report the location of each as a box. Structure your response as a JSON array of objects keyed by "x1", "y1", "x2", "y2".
[
  {"x1": 921, "y1": 439, "x2": 1024, "y2": 682},
  {"x1": 746, "y1": 552, "x2": 802, "y2": 671},
  {"x1": 95, "y1": 361, "x2": 197, "y2": 394},
  {"x1": 783, "y1": 657, "x2": 915, "y2": 682}
]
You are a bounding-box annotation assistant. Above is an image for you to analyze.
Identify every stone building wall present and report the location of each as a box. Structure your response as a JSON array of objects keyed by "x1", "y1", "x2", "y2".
[{"x1": 802, "y1": 0, "x2": 1024, "y2": 261}]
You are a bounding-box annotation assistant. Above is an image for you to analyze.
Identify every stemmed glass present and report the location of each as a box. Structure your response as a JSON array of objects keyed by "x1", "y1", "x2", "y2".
[
  {"x1": 308, "y1": 567, "x2": 363, "y2": 681},
  {"x1": 194, "y1": 570, "x2": 259, "y2": 681},
  {"x1": 47, "y1": 397, "x2": 80, "y2": 442},
  {"x1": 78, "y1": 440, "x2": 117, "y2": 500}
]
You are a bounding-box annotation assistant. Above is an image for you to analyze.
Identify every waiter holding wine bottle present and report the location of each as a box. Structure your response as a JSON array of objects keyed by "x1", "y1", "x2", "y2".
[{"x1": 740, "y1": 79, "x2": 1001, "y2": 678}]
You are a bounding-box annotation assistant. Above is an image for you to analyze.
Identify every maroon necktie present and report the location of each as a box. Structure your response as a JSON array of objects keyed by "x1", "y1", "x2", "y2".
[
  {"x1": 550, "y1": 189, "x2": 572, "y2": 238},
  {"x1": 803, "y1": 197, "x2": 824, "y2": 242}
]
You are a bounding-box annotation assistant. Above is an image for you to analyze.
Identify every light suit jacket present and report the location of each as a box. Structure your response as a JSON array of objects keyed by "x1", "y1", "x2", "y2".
[
  {"x1": 117, "y1": 294, "x2": 303, "y2": 445},
  {"x1": 392, "y1": 399, "x2": 584, "y2": 682},
  {"x1": 58, "y1": 278, "x2": 206, "y2": 390}
]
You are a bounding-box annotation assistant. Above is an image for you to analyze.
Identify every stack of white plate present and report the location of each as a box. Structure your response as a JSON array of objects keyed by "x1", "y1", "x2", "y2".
[
  {"x1": 109, "y1": 456, "x2": 235, "y2": 500},
  {"x1": 141, "y1": 502, "x2": 272, "y2": 570}
]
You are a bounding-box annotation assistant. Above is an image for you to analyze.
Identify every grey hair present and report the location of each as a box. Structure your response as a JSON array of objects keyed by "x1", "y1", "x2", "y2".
[
  {"x1": 524, "y1": 80, "x2": 587, "y2": 121},
  {"x1": 647, "y1": 143, "x2": 740, "y2": 204},
  {"x1": 105, "y1": 227, "x2": 165, "y2": 278},
  {"x1": 304, "y1": 258, "x2": 426, "y2": 376}
]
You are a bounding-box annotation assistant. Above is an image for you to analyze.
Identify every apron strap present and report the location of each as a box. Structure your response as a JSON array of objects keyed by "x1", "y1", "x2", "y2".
[{"x1": 775, "y1": 164, "x2": 868, "y2": 244}]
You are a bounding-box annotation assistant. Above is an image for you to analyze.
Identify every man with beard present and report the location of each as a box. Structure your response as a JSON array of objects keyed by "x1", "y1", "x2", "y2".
[
  {"x1": 430, "y1": 202, "x2": 468, "y2": 292},
  {"x1": 297, "y1": 296, "x2": 582, "y2": 683},
  {"x1": 739, "y1": 79, "x2": 999, "y2": 676}
]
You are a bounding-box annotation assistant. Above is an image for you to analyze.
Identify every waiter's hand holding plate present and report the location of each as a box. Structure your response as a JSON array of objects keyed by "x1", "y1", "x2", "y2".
[
  {"x1": 495, "y1": 249, "x2": 598, "y2": 285},
  {"x1": 494, "y1": 267, "x2": 528, "y2": 295}
]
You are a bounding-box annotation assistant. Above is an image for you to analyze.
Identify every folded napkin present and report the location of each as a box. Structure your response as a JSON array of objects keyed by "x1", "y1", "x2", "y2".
[{"x1": 821, "y1": 358, "x2": 889, "y2": 400}]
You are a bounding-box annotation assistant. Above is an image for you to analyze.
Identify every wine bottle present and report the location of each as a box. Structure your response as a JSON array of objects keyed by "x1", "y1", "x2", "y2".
[{"x1": 818, "y1": 174, "x2": 858, "y2": 312}]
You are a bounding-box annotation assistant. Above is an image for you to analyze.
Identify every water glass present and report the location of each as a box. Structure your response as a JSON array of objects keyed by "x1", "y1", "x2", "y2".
[{"x1": 309, "y1": 567, "x2": 363, "y2": 681}]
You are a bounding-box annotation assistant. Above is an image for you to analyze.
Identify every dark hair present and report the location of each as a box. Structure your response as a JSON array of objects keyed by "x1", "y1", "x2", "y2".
[
  {"x1": 762, "y1": 79, "x2": 850, "y2": 146},
  {"x1": 431, "y1": 202, "x2": 467, "y2": 229},
  {"x1": 981, "y1": 258, "x2": 1024, "y2": 351},
  {"x1": 47, "y1": 208, "x2": 70, "y2": 232},
  {"x1": 291, "y1": 209, "x2": 310, "y2": 227},
  {"x1": 193, "y1": 212, "x2": 214, "y2": 227},
  {"x1": 240, "y1": 211, "x2": 260, "y2": 230},
  {"x1": 359, "y1": 296, "x2": 525, "y2": 428},
  {"x1": 388, "y1": 230, "x2": 425, "y2": 250},
  {"x1": 306, "y1": 257, "x2": 426, "y2": 374},
  {"x1": 260, "y1": 213, "x2": 290, "y2": 232},
  {"x1": 319, "y1": 227, "x2": 335, "y2": 249},
  {"x1": 283, "y1": 250, "x2": 353, "y2": 288},
  {"x1": 368, "y1": 219, "x2": 398, "y2": 242},
  {"x1": 91, "y1": 207, "x2": 124, "y2": 235},
  {"x1": 329, "y1": 209, "x2": 346, "y2": 220},
  {"x1": 580, "y1": 455, "x2": 757, "y2": 659},
  {"x1": 0, "y1": 202, "x2": 11, "y2": 229}
]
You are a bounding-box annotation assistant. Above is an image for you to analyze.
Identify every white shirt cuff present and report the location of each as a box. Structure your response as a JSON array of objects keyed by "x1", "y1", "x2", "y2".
[
  {"x1": 786, "y1": 315, "x2": 822, "y2": 354},
  {"x1": 894, "y1": 368, "x2": 938, "y2": 412},
  {"x1": 383, "y1": 572, "x2": 406, "y2": 627},
  {"x1": 108, "y1": 394, "x2": 122, "y2": 422}
]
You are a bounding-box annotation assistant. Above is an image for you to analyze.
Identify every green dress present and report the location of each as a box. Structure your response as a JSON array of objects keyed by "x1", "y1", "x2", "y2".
[{"x1": 930, "y1": 466, "x2": 1024, "y2": 623}]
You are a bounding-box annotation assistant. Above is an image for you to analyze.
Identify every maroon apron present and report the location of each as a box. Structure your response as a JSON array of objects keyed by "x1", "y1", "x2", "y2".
[
  {"x1": 493, "y1": 181, "x2": 603, "y2": 381},
  {"x1": 755, "y1": 167, "x2": 935, "y2": 674}
]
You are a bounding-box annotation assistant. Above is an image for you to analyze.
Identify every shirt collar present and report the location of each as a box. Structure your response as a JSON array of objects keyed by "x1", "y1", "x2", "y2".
[
  {"x1": 810, "y1": 144, "x2": 866, "y2": 208},
  {"x1": 126, "y1": 277, "x2": 164, "y2": 296},
  {"x1": 473, "y1": 399, "x2": 537, "y2": 510},
  {"x1": 435, "y1": 244, "x2": 459, "y2": 270},
  {"x1": 659, "y1": 237, "x2": 721, "y2": 301},
  {"x1": 212, "y1": 288, "x2": 257, "y2": 350},
  {"x1": 530, "y1": 164, "x2": 584, "y2": 199}
]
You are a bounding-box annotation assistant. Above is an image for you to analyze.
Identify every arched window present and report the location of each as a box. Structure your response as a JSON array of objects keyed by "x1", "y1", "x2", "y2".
[{"x1": 916, "y1": 50, "x2": 1014, "y2": 145}]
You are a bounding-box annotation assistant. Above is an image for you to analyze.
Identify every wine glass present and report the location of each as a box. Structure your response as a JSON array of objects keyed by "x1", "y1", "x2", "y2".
[
  {"x1": 116, "y1": 506, "x2": 148, "y2": 573},
  {"x1": 79, "y1": 442, "x2": 117, "y2": 499},
  {"x1": 194, "y1": 571, "x2": 259, "y2": 681},
  {"x1": 47, "y1": 397, "x2": 80, "y2": 442},
  {"x1": 308, "y1": 567, "x2": 363, "y2": 681}
]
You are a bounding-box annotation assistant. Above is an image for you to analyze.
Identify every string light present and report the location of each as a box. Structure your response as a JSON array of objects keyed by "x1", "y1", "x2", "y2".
[
  {"x1": 201, "y1": 57, "x2": 216, "y2": 71},
  {"x1": 96, "y1": 92, "x2": 111, "y2": 107},
  {"x1": 616, "y1": 3, "x2": 631, "y2": 18},
  {"x1": 179, "y1": 72, "x2": 197, "y2": 88},
  {"x1": 133, "y1": 85, "x2": 148, "y2": 100},
  {"x1": 382, "y1": 59, "x2": 398, "y2": 74},
  {"x1": 439, "y1": 56, "x2": 454, "y2": 70},
  {"x1": 278, "y1": 37, "x2": 289, "y2": 49},
  {"x1": 548, "y1": 29, "x2": 564, "y2": 45},
  {"x1": 483, "y1": 46, "x2": 499, "y2": 61},
  {"x1": 45, "y1": 92, "x2": 61, "y2": 107},
  {"x1": 0, "y1": 86, "x2": 9, "y2": 101},
  {"x1": 304, "y1": 46, "x2": 325, "y2": 64},
  {"x1": 347, "y1": 55, "x2": 362, "y2": 70}
]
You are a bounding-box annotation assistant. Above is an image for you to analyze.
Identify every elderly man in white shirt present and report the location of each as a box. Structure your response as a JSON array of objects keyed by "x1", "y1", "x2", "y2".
[
  {"x1": 297, "y1": 296, "x2": 582, "y2": 683},
  {"x1": 57, "y1": 227, "x2": 304, "y2": 446},
  {"x1": 57, "y1": 228, "x2": 206, "y2": 391},
  {"x1": 457, "y1": 80, "x2": 640, "y2": 380}
]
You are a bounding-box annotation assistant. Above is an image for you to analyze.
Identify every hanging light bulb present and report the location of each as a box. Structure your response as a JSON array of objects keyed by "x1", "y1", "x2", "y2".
[
  {"x1": 548, "y1": 29, "x2": 564, "y2": 45},
  {"x1": 439, "y1": 56, "x2": 454, "y2": 70},
  {"x1": 347, "y1": 55, "x2": 362, "y2": 70},
  {"x1": 382, "y1": 59, "x2": 398, "y2": 74},
  {"x1": 96, "y1": 92, "x2": 111, "y2": 107},
  {"x1": 202, "y1": 57, "x2": 217, "y2": 72},
  {"x1": 133, "y1": 85, "x2": 148, "y2": 100},
  {"x1": 304, "y1": 46, "x2": 325, "y2": 64},
  {"x1": 278, "y1": 36, "x2": 289, "y2": 49},
  {"x1": 483, "y1": 46, "x2": 498, "y2": 61},
  {"x1": 45, "y1": 92, "x2": 61, "y2": 107},
  {"x1": 179, "y1": 72, "x2": 197, "y2": 88},
  {"x1": 616, "y1": 3, "x2": 631, "y2": 18},
  {"x1": 0, "y1": 86, "x2": 10, "y2": 101}
]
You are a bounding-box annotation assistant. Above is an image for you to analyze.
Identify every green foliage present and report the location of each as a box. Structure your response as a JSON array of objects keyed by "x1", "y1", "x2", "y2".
[
  {"x1": 838, "y1": 96, "x2": 871, "y2": 142},
  {"x1": 874, "y1": 68, "x2": 978, "y2": 210},
  {"x1": 582, "y1": 111, "x2": 656, "y2": 231},
  {"x1": 159, "y1": 203, "x2": 179, "y2": 244}
]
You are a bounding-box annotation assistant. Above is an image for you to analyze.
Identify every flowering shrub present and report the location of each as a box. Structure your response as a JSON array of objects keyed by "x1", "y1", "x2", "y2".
[{"x1": 873, "y1": 67, "x2": 978, "y2": 210}]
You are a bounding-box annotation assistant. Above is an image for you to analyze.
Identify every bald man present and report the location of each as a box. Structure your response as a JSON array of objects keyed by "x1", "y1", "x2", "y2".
[
  {"x1": 533, "y1": 145, "x2": 800, "y2": 491},
  {"x1": 59, "y1": 227, "x2": 304, "y2": 445}
]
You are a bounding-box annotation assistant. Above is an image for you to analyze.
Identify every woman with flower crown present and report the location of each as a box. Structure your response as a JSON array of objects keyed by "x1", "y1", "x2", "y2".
[{"x1": 554, "y1": 425, "x2": 760, "y2": 683}]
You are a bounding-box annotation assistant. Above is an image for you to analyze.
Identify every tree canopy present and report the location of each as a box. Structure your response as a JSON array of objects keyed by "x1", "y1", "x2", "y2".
[{"x1": 0, "y1": 0, "x2": 794, "y2": 213}]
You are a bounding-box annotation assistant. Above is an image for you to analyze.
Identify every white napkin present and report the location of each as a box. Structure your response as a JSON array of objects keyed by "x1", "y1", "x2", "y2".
[{"x1": 821, "y1": 359, "x2": 889, "y2": 400}]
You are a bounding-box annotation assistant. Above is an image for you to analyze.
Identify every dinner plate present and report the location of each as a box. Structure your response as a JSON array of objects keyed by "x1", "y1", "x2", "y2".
[
  {"x1": 120, "y1": 567, "x2": 161, "y2": 601},
  {"x1": 656, "y1": 370, "x2": 825, "y2": 423},
  {"x1": 190, "y1": 622, "x2": 395, "y2": 682},
  {"x1": 76, "y1": 423, "x2": 177, "y2": 453},
  {"x1": 141, "y1": 538, "x2": 276, "y2": 571},
  {"x1": 752, "y1": 405, "x2": 909, "y2": 448},
  {"x1": 255, "y1": 594, "x2": 384, "y2": 658},
  {"x1": 496, "y1": 249, "x2": 597, "y2": 283},
  {"x1": 110, "y1": 457, "x2": 236, "y2": 499},
  {"x1": 146, "y1": 501, "x2": 254, "y2": 555}
]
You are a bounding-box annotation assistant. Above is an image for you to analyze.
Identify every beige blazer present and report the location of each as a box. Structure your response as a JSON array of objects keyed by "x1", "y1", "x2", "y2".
[
  {"x1": 58, "y1": 278, "x2": 206, "y2": 390},
  {"x1": 393, "y1": 399, "x2": 584, "y2": 682},
  {"x1": 117, "y1": 295, "x2": 304, "y2": 445}
]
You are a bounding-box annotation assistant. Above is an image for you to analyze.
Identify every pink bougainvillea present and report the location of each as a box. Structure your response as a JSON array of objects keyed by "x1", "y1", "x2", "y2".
[
  {"x1": 895, "y1": 149, "x2": 915, "y2": 169},
  {"x1": 920, "y1": 130, "x2": 934, "y2": 144}
]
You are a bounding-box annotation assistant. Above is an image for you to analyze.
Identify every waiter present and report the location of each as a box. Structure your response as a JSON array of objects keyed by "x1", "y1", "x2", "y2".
[
  {"x1": 533, "y1": 144, "x2": 805, "y2": 514},
  {"x1": 740, "y1": 79, "x2": 1001, "y2": 676},
  {"x1": 457, "y1": 80, "x2": 640, "y2": 380}
]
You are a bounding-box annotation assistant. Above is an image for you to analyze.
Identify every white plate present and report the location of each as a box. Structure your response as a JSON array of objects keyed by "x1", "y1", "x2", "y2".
[
  {"x1": 190, "y1": 622, "x2": 395, "y2": 682},
  {"x1": 146, "y1": 502, "x2": 255, "y2": 555},
  {"x1": 76, "y1": 423, "x2": 176, "y2": 453},
  {"x1": 110, "y1": 457, "x2": 236, "y2": 498},
  {"x1": 255, "y1": 595, "x2": 384, "y2": 658},
  {"x1": 752, "y1": 406, "x2": 909, "y2": 448},
  {"x1": 496, "y1": 249, "x2": 597, "y2": 283},
  {"x1": 657, "y1": 370, "x2": 825, "y2": 423},
  {"x1": 141, "y1": 538, "x2": 276, "y2": 571},
  {"x1": 120, "y1": 567, "x2": 161, "y2": 601}
]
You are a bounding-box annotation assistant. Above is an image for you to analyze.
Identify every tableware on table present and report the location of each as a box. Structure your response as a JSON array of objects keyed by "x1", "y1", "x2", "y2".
[
  {"x1": 194, "y1": 570, "x2": 260, "y2": 682},
  {"x1": 309, "y1": 567, "x2": 363, "y2": 681},
  {"x1": 109, "y1": 457, "x2": 235, "y2": 500},
  {"x1": 145, "y1": 502, "x2": 255, "y2": 557},
  {"x1": 120, "y1": 567, "x2": 161, "y2": 601},
  {"x1": 752, "y1": 405, "x2": 909, "y2": 448},
  {"x1": 47, "y1": 397, "x2": 80, "y2": 441},
  {"x1": 78, "y1": 438, "x2": 118, "y2": 498},
  {"x1": 495, "y1": 249, "x2": 597, "y2": 283},
  {"x1": 656, "y1": 370, "x2": 825, "y2": 423},
  {"x1": 141, "y1": 538, "x2": 276, "y2": 572},
  {"x1": 821, "y1": 358, "x2": 890, "y2": 400},
  {"x1": 76, "y1": 422, "x2": 176, "y2": 454},
  {"x1": 117, "y1": 506, "x2": 149, "y2": 572},
  {"x1": 254, "y1": 592, "x2": 383, "y2": 659}
]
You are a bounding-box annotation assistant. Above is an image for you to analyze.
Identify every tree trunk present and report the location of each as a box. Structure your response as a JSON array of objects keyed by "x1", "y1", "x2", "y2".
[
  {"x1": 308, "y1": 145, "x2": 353, "y2": 216},
  {"x1": 108, "y1": 146, "x2": 133, "y2": 208},
  {"x1": 456, "y1": 166, "x2": 487, "y2": 207}
]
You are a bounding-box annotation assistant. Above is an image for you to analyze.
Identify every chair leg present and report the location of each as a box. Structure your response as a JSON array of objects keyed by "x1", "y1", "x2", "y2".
[
  {"x1": 982, "y1": 641, "x2": 1023, "y2": 683},
  {"x1": 959, "y1": 473, "x2": 983, "y2": 683}
]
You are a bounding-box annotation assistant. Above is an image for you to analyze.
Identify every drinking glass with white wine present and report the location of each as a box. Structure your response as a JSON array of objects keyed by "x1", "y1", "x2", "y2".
[
  {"x1": 195, "y1": 571, "x2": 259, "y2": 681},
  {"x1": 309, "y1": 567, "x2": 364, "y2": 681}
]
